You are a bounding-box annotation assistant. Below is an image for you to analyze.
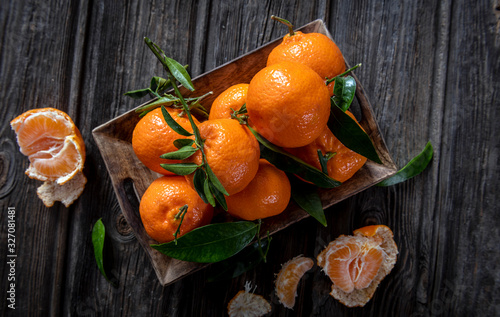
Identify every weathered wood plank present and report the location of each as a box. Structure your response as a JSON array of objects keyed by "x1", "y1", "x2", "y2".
[
  {"x1": 0, "y1": 0, "x2": 499, "y2": 316},
  {"x1": 0, "y1": 0, "x2": 87, "y2": 315}
]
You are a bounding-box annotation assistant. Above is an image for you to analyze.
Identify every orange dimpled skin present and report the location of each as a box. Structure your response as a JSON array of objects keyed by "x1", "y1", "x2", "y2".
[
  {"x1": 267, "y1": 31, "x2": 346, "y2": 95},
  {"x1": 132, "y1": 107, "x2": 198, "y2": 175},
  {"x1": 208, "y1": 83, "x2": 249, "y2": 120},
  {"x1": 354, "y1": 225, "x2": 389, "y2": 237},
  {"x1": 246, "y1": 61, "x2": 331, "y2": 148},
  {"x1": 226, "y1": 159, "x2": 291, "y2": 221},
  {"x1": 284, "y1": 112, "x2": 367, "y2": 183},
  {"x1": 139, "y1": 176, "x2": 213, "y2": 243},
  {"x1": 185, "y1": 119, "x2": 260, "y2": 195}
]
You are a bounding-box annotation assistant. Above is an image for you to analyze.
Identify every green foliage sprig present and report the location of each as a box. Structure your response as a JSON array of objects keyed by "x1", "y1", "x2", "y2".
[
  {"x1": 142, "y1": 37, "x2": 229, "y2": 211},
  {"x1": 125, "y1": 62, "x2": 210, "y2": 118}
]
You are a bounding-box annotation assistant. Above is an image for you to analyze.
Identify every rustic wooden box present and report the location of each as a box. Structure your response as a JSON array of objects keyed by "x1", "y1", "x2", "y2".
[{"x1": 92, "y1": 19, "x2": 397, "y2": 286}]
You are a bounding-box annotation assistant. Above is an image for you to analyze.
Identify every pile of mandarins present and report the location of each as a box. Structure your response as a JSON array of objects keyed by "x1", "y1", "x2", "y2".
[
  {"x1": 133, "y1": 27, "x2": 367, "y2": 244},
  {"x1": 133, "y1": 20, "x2": 397, "y2": 312}
]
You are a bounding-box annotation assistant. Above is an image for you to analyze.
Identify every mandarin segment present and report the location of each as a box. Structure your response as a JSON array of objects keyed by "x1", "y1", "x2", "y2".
[
  {"x1": 132, "y1": 107, "x2": 199, "y2": 175},
  {"x1": 321, "y1": 239, "x2": 361, "y2": 293},
  {"x1": 12, "y1": 110, "x2": 73, "y2": 156},
  {"x1": 26, "y1": 135, "x2": 85, "y2": 184},
  {"x1": 246, "y1": 61, "x2": 331, "y2": 148},
  {"x1": 275, "y1": 256, "x2": 314, "y2": 309},
  {"x1": 139, "y1": 176, "x2": 213, "y2": 243},
  {"x1": 351, "y1": 247, "x2": 384, "y2": 290},
  {"x1": 317, "y1": 225, "x2": 398, "y2": 307},
  {"x1": 226, "y1": 159, "x2": 291, "y2": 221}
]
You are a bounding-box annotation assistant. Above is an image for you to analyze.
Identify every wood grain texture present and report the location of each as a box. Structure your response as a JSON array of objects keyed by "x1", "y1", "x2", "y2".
[{"x1": 0, "y1": 0, "x2": 499, "y2": 316}]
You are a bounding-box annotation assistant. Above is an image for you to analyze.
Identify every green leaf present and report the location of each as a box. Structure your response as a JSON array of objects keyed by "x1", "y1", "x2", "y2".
[
  {"x1": 290, "y1": 178, "x2": 327, "y2": 227},
  {"x1": 142, "y1": 94, "x2": 179, "y2": 109},
  {"x1": 124, "y1": 88, "x2": 153, "y2": 99},
  {"x1": 134, "y1": 95, "x2": 180, "y2": 117},
  {"x1": 161, "y1": 105, "x2": 193, "y2": 137},
  {"x1": 329, "y1": 101, "x2": 382, "y2": 164},
  {"x1": 247, "y1": 126, "x2": 341, "y2": 188},
  {"x1": 92, "y1": 219, "x2": 112, "y2": 283},
  {"x1": 209, "y1": 181, "x2": 228, "y2": 211},
  {"x1": 151, "y1": 222, "x2": 259, "y2": 263},
  {"x1": 150, "y1": 76, "x2": 171, "y2": 93},
  {"x1": 332, "y1": 76, "x2": 356, "y2": 111},
  {"x1": 205, "y1": 164, "x2": 229, "y2": 196},
  {"x1": 377, "y1": 141, "x2": 434, "y2": 186},
  {"x1": 160, "y1": 162, "x2": 199, "y2": 175},
  {"x1": 206, "y1": 240, "x2": 267, "y2": 282},
  {"x1": 192, "y1": 168, "x2": 209, "y2": 204},
  {"x1": 165, "y1": 57, "x2": 195, "y2": 91},
  {"x1": 317, "y1": 150, "x2": 335, "y2": 174},
  {"x1": 173, "y1": 138, "x2": 195, "y2": 149},
  {"x1": 203, "y1": 177, "x2": 216, "y2": 206},
  {"x1": 160, "y1": 145, "x2": 198, "y2": 160}
]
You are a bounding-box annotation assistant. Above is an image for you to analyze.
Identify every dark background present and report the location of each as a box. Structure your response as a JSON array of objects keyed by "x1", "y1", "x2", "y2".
[{"x1": 0, "y1": 0, "x2": 499, "y2": 316}]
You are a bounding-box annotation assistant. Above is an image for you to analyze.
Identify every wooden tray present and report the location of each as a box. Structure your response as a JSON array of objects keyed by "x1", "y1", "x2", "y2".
[{"x1": 92, "y1": 19, "x2": 397, "y2": 286}]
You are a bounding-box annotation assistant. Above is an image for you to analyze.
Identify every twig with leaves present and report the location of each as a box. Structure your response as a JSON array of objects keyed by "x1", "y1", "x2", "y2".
[{"x1": 141, "y1": 38, "x2": 229, "y2": 213}]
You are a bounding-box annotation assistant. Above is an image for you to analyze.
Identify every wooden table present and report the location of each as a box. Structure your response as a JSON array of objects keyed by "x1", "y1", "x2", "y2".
[{"x1": 1, "y1": 0, "x2": 498, "y2": 316}]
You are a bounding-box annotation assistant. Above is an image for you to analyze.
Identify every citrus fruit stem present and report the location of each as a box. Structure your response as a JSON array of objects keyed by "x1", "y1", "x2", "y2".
[
  {"x1": 256, "y1": 219, "x2": 272, "y2": 263},
  {"x1": 271, "y1": 15, "x2": 295, "y2": 36},
  {"x1": 230, "y1": 104, "x2": 249, "y2": 125}
]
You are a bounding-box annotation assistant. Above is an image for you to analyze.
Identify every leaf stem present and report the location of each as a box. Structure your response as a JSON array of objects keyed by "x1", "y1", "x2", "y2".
[
  {"x1": 326, "y1": 63, "x2": 362, "y2": 85},
  {"x1": 173, "y1": 205, "x2": 189, "y2": 244},
  {"x1": 255, "y1": 219, "x2": 272, "y2": 263}
]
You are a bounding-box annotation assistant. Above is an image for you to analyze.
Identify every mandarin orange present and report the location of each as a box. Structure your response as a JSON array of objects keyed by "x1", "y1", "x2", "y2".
[
  {"x1": 10, "y1": 107, "x2": 86, "y2": 184},
  {"x1": 226, "y1": 159, "x2": 291, "y2": 221},
  {"x1": 10, "y1": 107, "x2": 87, "y2": 207},
  {"x1": 208, "y1": 83, "x2": 248, "y2": 120},
  {"x1": 139, "y1": 175, "x2": 213, "y2": 243},
  {"x1": 246, "y1": 61, "x2": 330, "y2": 148},
  {"x1": 185, "y1": 118, "x2": 260, "y2": 195},
  {"x1": 267, "y1": 30, "x2": 345, "y2": 95},
  {"x1": 316, "y1": 225, "x2": 398, "y2": 307},
  {"x1": 284, "y1": 111, "x2": 367, "y2": 183},
  {"x1": 132, "y1": 107, "x2": 199, "y2": 175}
]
